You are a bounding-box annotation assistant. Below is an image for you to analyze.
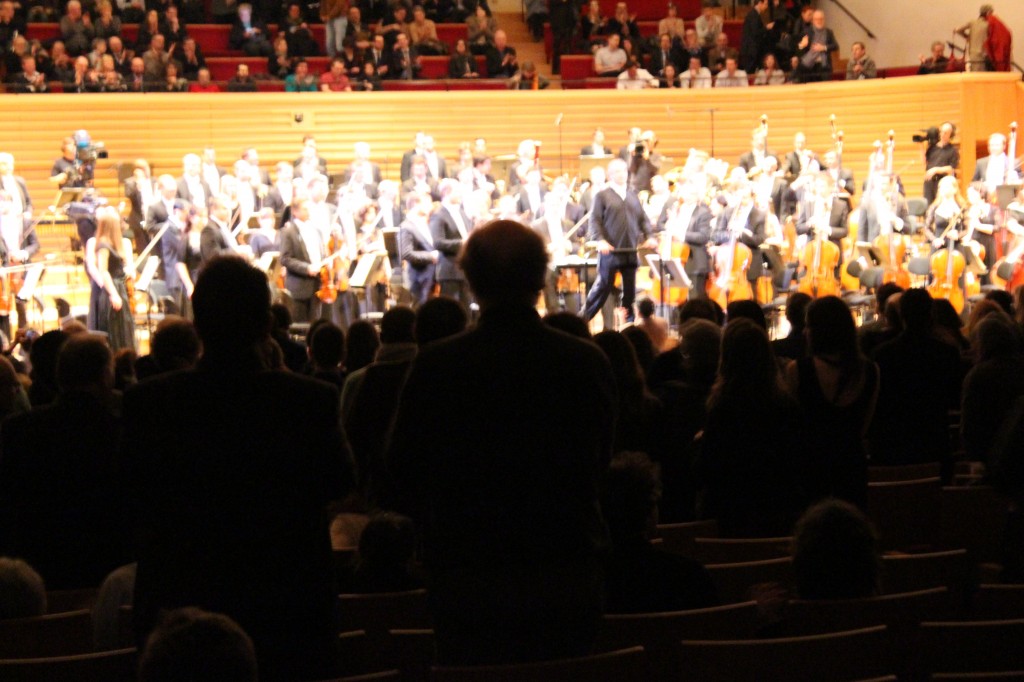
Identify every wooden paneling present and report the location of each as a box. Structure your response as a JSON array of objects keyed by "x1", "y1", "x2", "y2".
[{"x1": 3, "y1": 73, "x2": 1021, "y2": 211}]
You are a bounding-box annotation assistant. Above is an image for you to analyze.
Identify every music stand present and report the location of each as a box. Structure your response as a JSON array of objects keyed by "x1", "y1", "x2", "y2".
[
  {"x1": 645, "y1": 253, "x2": 689, "y2": 318},
  {"x1": 996, "y1": 184, "x2": 1021, "y2": 210},
  {"x1": 382, "y1": 228, "x2": 401, "y2": 267}
]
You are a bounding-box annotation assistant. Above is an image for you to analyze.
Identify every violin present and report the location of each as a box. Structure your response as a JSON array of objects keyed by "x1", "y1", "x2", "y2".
[
  {"x1": 926, "y1": 211, "x2": 966, "y2": 314},
  {"x1": 316, "y1": 235, "x2": 341, "y2": 304}
]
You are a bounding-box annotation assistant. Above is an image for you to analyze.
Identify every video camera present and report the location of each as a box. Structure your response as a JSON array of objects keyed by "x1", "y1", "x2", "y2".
[{"x1": 71, "y1": 129, "x2": 108, "y2": 186}]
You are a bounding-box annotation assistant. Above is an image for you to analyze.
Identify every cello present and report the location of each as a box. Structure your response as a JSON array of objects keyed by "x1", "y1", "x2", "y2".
[
  {"x1": 707, "y1": 200, "x2": 753, "y2": 309},
  {"x1": 797, "y1": 196, "x2": 840, "y2": 298},
  {"x1": 873, "y1": 131, "x2": 911, "y2": 289},
  {"x1": 926, "y1": 211, "x2": 966, "y2": 313}
]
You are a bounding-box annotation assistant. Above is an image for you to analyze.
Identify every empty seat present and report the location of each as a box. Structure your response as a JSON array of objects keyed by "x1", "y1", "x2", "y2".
[
  {"x1": 690, "y1": 536, "x2": 792, "y2": 564},
  {"x1": 0, "y1": 647, "x2": 136, "y2": 682},
  {"x1": 679, "y1": 625, "x2": 893, "y2": 681},
  {"x1": 594, "y1": 602, "x2": 758, "y2": 682},
  {"x1": 431, "y1": 646, "x2": 646, "y2": 682},
  {"x1": 0, "y1": 610, "x2": 94, "y2": 658},
  {"x1": 705, "y1": 557, "x2": 794, "y2": 605},
  {"x1": 938, "y1": 486, "x2": 1011, "y2": 563},
  {"x1": 779, "y1": 587, "x2": 950, "y2": 638},
  {"x1": 867, "y1": 477, "x2": 942, "y2": 551},
  {"x1": 881, "y1": 549, "x2": 973, "y2": 597},
  {"x1": 918, "y1": 619, "x2": 1024, "y2": 676},
  {"x1": 868, "y1": 463, "x2": 943, "y2": 482},
  {"x1": 654, "y1": 519, "x2": 719, "y2": 557}
]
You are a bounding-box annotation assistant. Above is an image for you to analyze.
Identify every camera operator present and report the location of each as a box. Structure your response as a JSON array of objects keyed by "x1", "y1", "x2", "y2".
[
  {"x1": 920, "y1": 122, "x2": 959, "y2": 205},
  {"x1": 628, "y1": 130, "x2": 662, "y2": 194},
  {"x1": 50, "y1": 137, "x2": 82, "y2": 189}
]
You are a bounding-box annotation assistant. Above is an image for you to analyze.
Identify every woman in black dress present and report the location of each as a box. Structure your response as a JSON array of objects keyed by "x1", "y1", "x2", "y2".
[
  {"x1": 785, "y1": 295, "x2": 879, "y2": 510},
  {"x1": 94, "y1": 207, "x2": 137, "y2": 353}
]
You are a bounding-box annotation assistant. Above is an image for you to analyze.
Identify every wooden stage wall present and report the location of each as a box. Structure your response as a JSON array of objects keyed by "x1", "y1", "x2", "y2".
[{"x1": 5, "y1": 73, "x2": 1022, "y2": 210}]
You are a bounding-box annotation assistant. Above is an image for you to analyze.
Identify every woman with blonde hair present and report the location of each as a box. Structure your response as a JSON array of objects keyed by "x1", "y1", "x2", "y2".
[
  {"x1": 94, "y1": 206, "x2": 137, "y2": 352},
  {"x1": 923, "y1": 174, "x2": 967, "y2": 253}
]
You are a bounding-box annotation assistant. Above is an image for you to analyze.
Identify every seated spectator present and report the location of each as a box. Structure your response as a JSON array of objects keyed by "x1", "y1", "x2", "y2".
[
  {"x1": 268, "y1": 35, "x2": 296, "y2": 79},
  {"x1": 695, "y1": 3, "x2": 723, "y2": 49},
  {"x1": 162, "y1": 5, "x2": 188, "y2": 44},
  {"x1": 508, "y1": 60, "x2": 549, "y2": 89},
  {"x1": 680, "y1": 27, "x2": 705, "y2": 65},
  {"x1": 409, "y1": 4, "x2": 446, "y2": 56},
  {"x1": 226, "y1": 62, "x2": 258, "y2": 91},
  {"x1": 650, "y1": 33, "x2": 683, "y2": 78},
  {"x1": 285, "y1": 60, "x2": 318, "y2": 90},
  {"x1": 174, "y1": 37, "x2": 205, "y2": 80},
  {"x1": 714, "y1": 56, "x2": 748, "y2": 86},
  {"x1": 344, "y1": 511, "x2": 425, "y2": 593},
  {"x1": 0, "y1": 557, "x2": 46, "y2": 620},
  {"x1": 846, "y1": 41, "x2": 876, "y2": 80},
  {"x1": 601, "y1": 452, "x2": 717, "y2": 614},
  {"x1": 141, "y1": 33, "x2": 171, "y2": 82},
  {"x1": 658, "y1": 3, "x2": 685, "y2": 43},
  {"x1": 98, "y1": 54, "x2": 126, "y2": 91},
  {"x1": 125, "y1": 55, "x2": 151, "y2": 92},
  {"x1": 792, "y1": 499, "x2": 880, "y2": 600},
  {"x1": 448, "y1": 38, "x2": 479, "y2": 77},
  {"x1": 658, "y1": 62, "x2": 680, "y2": 88},
  {"x1": 606, "y1": 1, "x2": 640, "y2": 46},
  {"x1": 107, "y1": 36, "x2": 132, "y2": 75},
  {"x1": 466, "y1": 4, "x2": 497, "y2": 54},
  {"x1": 919, "y1": 40, "x2": 950, "y2": 75},
  {"x1": 355, "y1": 60, "x2": 383, "y2": 90},
  {"x1": 365, "y1": 34, "x2": 392, "y2": 78},
  {"x1": 4, "y1": 33, "x2": 28, "y2": 77},
  {"x1": 158, "y1": 61, "x2": 188, "y2": 91},
  {"x1": 86, "y1": 36, "x2": 108, "y2": 68},
  {"x1": 138, "y1": 607, "x2": 258, "y2": 682},
  {"x1": 60, "y1": 0, "x2": 94, "y2": 56},
  {"x1": 594, "y1": 33, "x2": 627, "y2": 76},
  {"x1": 390, "y1": 33, "x2": 422, "y2": 80},
  {"x1": 338, "y1": 35, "x2": 364, "y2": 78},
  {"x1": 187, "y1": 67, "x2": 219, "y2": 92},
  {"x1": 135, "y1": 9, "x2": 163, "y2": 53},
  {"x1": 65, "y1": 54, "x2": 102, "y2": 92},
  {"x1": 706, "y1": 31, "x2": 737, "y2": 73},
  {"x1": 617, "y1": 59, "x2": 657, "y2": 89},
  {"x1": 0, "y1": 355, "x2": 29, "y2": 423},
  {"x1": 320, "y1": 57, "x2": 352, "y2": 91},
  {"x1": 681, "y1": 55, "x2": 712, "y2": 88},
  {"x1": 581, "y1": 0, "x2": 609, "y2": 49},
  {"x1": 10, "y1": 54, "x2": 49, "y2": 92},
  {"x1": 307, "y1": 321, "x2": 346, "y2": 386},
  {"x1": 282, "y1": 1, "x2": 320, "y2": 57},
  {"x1": 754, "y1": 52, "x2": 786, "y2": 85},
  {"x1": 0, "y1": 1, "x2": 27, "y2": 52},
  {"x1": 230, "y1": 3, "x2": 272, "y2": 57},
  {"x1": 485, "y1": 30, "x2": 517, "y2": 78}
]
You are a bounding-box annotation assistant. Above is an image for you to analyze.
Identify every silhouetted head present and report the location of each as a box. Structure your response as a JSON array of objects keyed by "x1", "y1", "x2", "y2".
[
  {"x1": 415, "y1": 296, "x2": 468, "y2": 345},
  {"x1": 793, "y1": 499, "x2": 880, "y2": 600},
  {"x1": 191, "y1": 256, "x2": 271, "y2": 361},
  {"x1": 460, "y1": 219, "x2": 547, "y2": 308},
  {"x1": 139, "y1": 607, "x2": 257, "y2": 682}
]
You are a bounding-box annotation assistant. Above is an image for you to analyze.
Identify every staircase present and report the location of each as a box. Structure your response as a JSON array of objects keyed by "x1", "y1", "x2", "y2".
[{"x1": 494, "y1": 12, "x2": 555, "y2": 86}]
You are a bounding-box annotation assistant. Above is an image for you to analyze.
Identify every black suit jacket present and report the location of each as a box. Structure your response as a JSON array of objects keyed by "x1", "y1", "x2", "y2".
[
  {"x1": 795, "y1": 195, "x2": 850, "y2": 245},
  {"x1": 123, "y1": 361, "x2": 353, "y2": 680},
  {"x1": 972, "y1": 155, "x2": 1022, "y2": 183},
  {"x1": 429, "y1": 204, "x2": 471, "y2": 281},
  {"x1": 279, "y1": 222, "x2": 320, "y2": 300},
  {"x1": 738, "y1": 149, "x2": 776, "y2": 173},
  {"x1": 588, "y1": 186, "x2": 652, "y2": 254},
  {"x1": 176, "y1": 176, "x2": 213, "y2": 207},
  {"x1": 649, "y1": 45, "x2": 684, "y2": 76},
  {"x1": 680, "y1": 203, "x2": 714, "y2": 275}
]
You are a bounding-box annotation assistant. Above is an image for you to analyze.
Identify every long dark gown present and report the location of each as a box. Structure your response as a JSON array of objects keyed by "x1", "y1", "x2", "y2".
[{"x1": 96, "y1": 241, "x2": 137, "y2": 353}]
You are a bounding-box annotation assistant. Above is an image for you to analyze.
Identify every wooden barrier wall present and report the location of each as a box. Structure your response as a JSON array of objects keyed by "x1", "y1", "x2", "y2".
[{"x1": 4, "y1": 73, "x2": 1021, "y2": 211}]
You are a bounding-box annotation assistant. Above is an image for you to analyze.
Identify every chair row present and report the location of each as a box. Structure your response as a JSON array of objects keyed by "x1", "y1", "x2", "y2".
[
  {"x1": 24, "y1": 22, "x2": 470, "y2": 57},
  {"x1": 543, "y1": 18, "x2": 743, "y2": 64}
]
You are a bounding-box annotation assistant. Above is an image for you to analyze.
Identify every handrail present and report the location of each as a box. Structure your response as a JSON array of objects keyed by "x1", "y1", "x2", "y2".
[{"x1": 827, "y1": 0, "x2": 876, "y2": 40}]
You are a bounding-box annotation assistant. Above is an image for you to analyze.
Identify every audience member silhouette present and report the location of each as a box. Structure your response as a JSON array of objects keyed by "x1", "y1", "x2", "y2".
[
  {"x1": 792, "y1": 499, "x2": 881, "y2": 600},
  {"x1": 344, "y1": 511, "x2": 425, "y2": 593},
  {"x1": 388, "y1": 219, "x2": 616, "y2": 665},
  {"x1": 138, "y1": 607, "x2": 258, "y2": 682},
  {"x1": 601, "y1": 451, "x2": 718, "y2": 613},
  {"x1": 123, "y1": 256, "x2": 354, "y2": 681},
  {"x1": 0, "y1": 557, "x2": 46, "y2": 620}
]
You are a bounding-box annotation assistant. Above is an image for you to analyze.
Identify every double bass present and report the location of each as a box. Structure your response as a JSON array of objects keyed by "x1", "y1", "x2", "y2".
[
  {"x1": 873, "y1": 131, "x2": 911, "y2": 289},
  {"x1": 926, "y1": 211, "x2": 966, "y2": 313},
  {"x1": 797, "y1": 197, "x2": 840, "y2": 298}
]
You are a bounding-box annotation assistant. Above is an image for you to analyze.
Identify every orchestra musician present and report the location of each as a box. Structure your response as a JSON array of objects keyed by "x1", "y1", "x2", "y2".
[
  {"x1": 399, "y1": 191, "x2": 437, "y2": 307},
  {"x1": 159, "y1": 199, "x2": 197, "y2": 316},
  {"x1": 673, "y1": 180, "x2": 714, "y2": 299},
  {"x1": 279, "y1": 196, "x2": 324, "y2": 323},
  {"x1": 583, "y1": 158, "x2": 657, "y2": 324},
  {"x1": 123, "y1": 159, "x2": 155, "y2": 252},
  {"x1": 783, "y1": 132, "x2": 819, "y2": 185},
  {"x1": 430, "y1": 178, "x2": 475, "y2": 306},
  {"x1": 532, "y1": 189, "x2": 580, "y2": 314},
  {"x1": 922, "y1": 175, "x2": 966, "y2": 253},
  {"x1": 0, "y1": 190, "x2": 39, "y2": 341},
  {"x1": 964, "y1": 180, "x2": 997, "y2": 281},
  {"x1": 711, "y1": 180, "x2": 767, "y2": 282},
  {"x1": 93, "y1": 206, "x2": 137, "y2": 353},
  {"x1": 973, "y1": 132, "x2": 1021, "y2": 193},
  {"x1": 796, "y1": 172, "x2": 850, "y2": 255}
]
